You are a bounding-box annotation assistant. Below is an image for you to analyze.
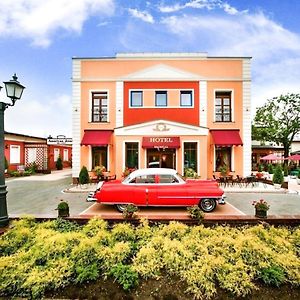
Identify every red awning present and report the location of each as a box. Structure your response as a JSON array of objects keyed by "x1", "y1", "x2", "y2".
[
  {"x1": 81, "y1": 130, "x2": 112, "y2": 146},
  {"x1": 210, "y1": 130, "x2": 243, "y2": 146},
  {"x1": 142, "y1": 137, "x2": 180, "y2": 149}
]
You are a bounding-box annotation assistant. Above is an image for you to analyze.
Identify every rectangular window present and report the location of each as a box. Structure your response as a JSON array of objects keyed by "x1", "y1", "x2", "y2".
[
  {"x1": 155, "y1": 91, "x2": 167, "y2": 107},
  {"x1": 215, "y1": 91, "x2": 232, "y2": 122},
  {"x1": 184, "y1": 142, "x2": 197, "y2": 172},
  {"x1": 215, "y1": 147, "x2": 231, "y2": 172},
  {"x1": 92, "y1": 91, "x2": 108, "y2": 122},
  {"x1": 63, "y1": 149, "x2": 68, "y2": 161},
  {"x1": 180, "y1": 91, "x2": 193, "y2": 107},
  {"x1": 10, "y1": 145, "x2": 21, "y2": 164},
  {"x1": 54, "y1": 148, "x2": 60, "y2": 162},
  {"x1": 130, "y1": 91, "x2": 143, "y2": 107},
  {"x1": 125, "y1": 142, "x2": 139, "y2": 169}
]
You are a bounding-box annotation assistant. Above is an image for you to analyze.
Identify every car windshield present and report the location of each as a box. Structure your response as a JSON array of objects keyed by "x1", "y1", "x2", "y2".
[{"x1": 122, "y1": 171, "x2": 186, "y2": 184}]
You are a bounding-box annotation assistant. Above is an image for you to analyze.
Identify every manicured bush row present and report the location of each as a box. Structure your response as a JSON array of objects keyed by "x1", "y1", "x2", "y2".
[{"x1": 1, "y1": 217, "x2": 300, "y2": 299}]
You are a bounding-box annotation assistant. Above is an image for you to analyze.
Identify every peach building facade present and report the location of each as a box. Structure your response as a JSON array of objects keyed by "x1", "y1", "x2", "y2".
[{"x1": 72, "y1": 53, "x2": 251, "y2": 181}]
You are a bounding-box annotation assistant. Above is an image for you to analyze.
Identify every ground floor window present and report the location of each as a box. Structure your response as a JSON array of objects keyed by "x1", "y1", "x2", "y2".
[
  {"x1": 147, "y1": 148, "x2": 176, "y2": 169},
  {"x1": 215, "y1": 147, "x2": 231, "y2": 172},
  {"x1": 125, "y1": 142, "x2": 139, "y2": 169},
  {"x1": 63, "y1": 149, "x2": 68, "y2": 161},
  {"x1": 54, "y1": 148, "x2": 60, "y2": 161},
  {"x1": 184, "y1": 142, "x2": 197, "y2": 172},
  {"x1": 92, "y1": 147, "x2": 107, "y2": 170},
  {"x1": 10, "y1": 145, "x2": 21, "y2": 164}
]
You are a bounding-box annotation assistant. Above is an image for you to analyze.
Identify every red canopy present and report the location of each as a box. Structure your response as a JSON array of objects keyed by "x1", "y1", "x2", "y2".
[
  {"x1": 260, "y1": 154, "x2": 282, "y2": 161},
  {"x1": 81, "y1": 130, "x2": 112, "y2": 146},
  {"x1": 285, "y1": 154, "x2": 300, "y2": 161},
  {"x1": 210, "y1": 130, "x2": 243, "y2": 146}
]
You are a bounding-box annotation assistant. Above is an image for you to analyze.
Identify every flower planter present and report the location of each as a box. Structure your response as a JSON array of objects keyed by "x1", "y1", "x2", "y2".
[
  {"x1": 255, "y1": 208, "x2": 267, "y2": 218},
  {"x1": 58, "y1": 208, "x2": 69, "y2": 218}
]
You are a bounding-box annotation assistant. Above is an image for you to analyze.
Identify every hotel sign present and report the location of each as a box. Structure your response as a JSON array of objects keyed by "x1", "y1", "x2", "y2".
[
  {"x1": 47, "y1": 135, "x2": 72, "y2": 145},
  {"x1": 142, "y1": 136, "x2": 180, "y2": 149}
]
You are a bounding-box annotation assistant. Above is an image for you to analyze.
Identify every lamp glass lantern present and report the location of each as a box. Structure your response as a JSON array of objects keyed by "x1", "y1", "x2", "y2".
[{"x1": 3, "y1": 74, "x2": 25, "y2": 105}]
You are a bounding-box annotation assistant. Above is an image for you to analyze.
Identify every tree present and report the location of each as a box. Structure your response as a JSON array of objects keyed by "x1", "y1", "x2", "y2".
[{"x1": 252, "y1": 93, "x2": 300, "y2": 158}]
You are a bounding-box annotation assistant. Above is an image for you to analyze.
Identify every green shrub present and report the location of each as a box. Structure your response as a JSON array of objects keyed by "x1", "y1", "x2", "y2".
[
  {"x1": 79, "y1": 166, "x2": 89, "y2": 184},
  {"x1": 267, "y1": 164, "x2": 273, "y2": 174},
  {"x1": 55, "y1": 156, "x2": 63, "y2": 170},
  {"x1": 184, "y1": 168, "x2": 198, "y2": 178},
  {"x1": 273, "y1": 165, "x2": 283, "y2": 184},
  {"x1": 258, "y1": 164, "x2": 263, "y2": 172},
  {"x1": 259, "y1": 265, "x2": 285, "y2": 287},
  {"x1": 75, "y1": 263, "x2": 99, "y2": 284},
  {"x1": 109, "y1": 263, "x2": 139, "y2": 291}
]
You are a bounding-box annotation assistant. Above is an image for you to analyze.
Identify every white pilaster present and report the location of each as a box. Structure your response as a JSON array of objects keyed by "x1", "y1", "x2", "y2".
[
  {"x1": 116, "y1": 81, "x2": 124, "y2": 127},
  {"x1": 72, "y1": 59, "x2": 81, "y2": 178},
  {"x1": 199, "y1": 81, "x2": 207, "y2": 127},
  {"x1": 242, "y1": 59, "x2": 251, "y2": 176}
]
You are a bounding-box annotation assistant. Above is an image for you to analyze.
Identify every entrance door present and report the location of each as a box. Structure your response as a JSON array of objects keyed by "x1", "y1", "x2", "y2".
[
  {"x1": 92, "y1": 147, "x2": 107, "y2": 169},
  {"x1": 147, "y1": 149, "x2": 176, "y2": 169}
]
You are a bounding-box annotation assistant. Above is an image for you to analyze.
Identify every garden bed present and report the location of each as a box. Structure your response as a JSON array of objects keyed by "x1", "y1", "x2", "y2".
[{"x1": 1, "y1": 217, "x2": 300, "y2": 299}]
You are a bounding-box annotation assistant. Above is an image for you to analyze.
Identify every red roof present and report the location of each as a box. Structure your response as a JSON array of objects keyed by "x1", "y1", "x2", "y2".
[
  {"x1": 81, "y1": 130, "x2": 112, "y2": 146},
  {"x1": 210, "y1": 130, "x2": 243, "y2": 146},
  {"x1": 142, "y1": 136, "x2": 180, "y2": 149}
]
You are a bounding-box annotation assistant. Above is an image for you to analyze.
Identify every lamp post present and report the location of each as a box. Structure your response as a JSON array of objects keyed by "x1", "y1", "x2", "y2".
[{"x1": 0, "y1": 74, "x2": 25, "y2": 227}]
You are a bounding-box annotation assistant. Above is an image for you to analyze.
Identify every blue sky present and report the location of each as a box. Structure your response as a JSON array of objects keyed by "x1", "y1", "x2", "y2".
[{"x1": 0, "y1": 0, "x2": 299, "y2": 138}]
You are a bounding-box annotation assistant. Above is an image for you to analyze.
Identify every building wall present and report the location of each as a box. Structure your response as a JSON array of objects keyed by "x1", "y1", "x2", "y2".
[{"x1": 73, "y1": 53, "x2": 251, "y2": 179}]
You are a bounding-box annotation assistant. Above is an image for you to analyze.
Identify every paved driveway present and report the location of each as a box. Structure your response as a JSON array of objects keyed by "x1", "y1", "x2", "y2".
[{"x1": 5, "y1": 170, "x2": 300, "y2": 218}]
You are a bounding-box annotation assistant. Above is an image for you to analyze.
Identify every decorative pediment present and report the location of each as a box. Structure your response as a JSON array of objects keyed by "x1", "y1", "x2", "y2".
[
  {"x1": 114, "y1": 120, "x2": 208, "y2": 136},
  {"x1": 122, "y1": 64, "x2": 203, "y2": 81}
]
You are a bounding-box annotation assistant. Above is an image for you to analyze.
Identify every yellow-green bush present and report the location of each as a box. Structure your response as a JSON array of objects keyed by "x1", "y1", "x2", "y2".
[{"x1": 0, "y1": 218, "x2": 300, "y2": 299}]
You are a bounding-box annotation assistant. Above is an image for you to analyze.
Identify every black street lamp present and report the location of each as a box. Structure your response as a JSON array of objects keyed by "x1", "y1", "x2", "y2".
[{"x1": 0, "y1": 74, "x2": 25, "y2": 227}]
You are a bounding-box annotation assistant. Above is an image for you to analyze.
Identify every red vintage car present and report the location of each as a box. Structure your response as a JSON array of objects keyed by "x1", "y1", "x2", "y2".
[{"x1": 89, "y1": 168, "x2": 224, "y2": 213}]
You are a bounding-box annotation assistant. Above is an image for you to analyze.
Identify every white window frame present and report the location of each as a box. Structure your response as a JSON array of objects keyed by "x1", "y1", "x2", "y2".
[
  {"x1": 54, "y1": 148, "x2": 60, "y2": 162},
  {"x1": 10, "y1": 145, "x2": 21, "y2": 164},
  {"x1": 180, "y1": 90, "x2": 194, "y2": 107},
  {"x1": 213, "y1": 89, "x2": 235, "y2": 122},
  {"x1": 63, "y1": 149, "x2": 68, "y2": 161},
  {"x1": 182, "y1": 141, "x2": 200, "y2": 175},
  {"x1": 89, "y1": 89, "x2": 110, "y2": 123},
  {"x1": 123, "y1": 140, "x2": 140, "y2": 170}
]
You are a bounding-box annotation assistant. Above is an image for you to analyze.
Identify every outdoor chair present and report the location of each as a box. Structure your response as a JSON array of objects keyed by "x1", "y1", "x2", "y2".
[{"x1": 88, "y1": 171, "x2": 98, "y2": 183}]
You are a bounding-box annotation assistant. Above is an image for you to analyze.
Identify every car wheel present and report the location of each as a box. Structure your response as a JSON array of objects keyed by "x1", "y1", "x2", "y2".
[
  {"x1": 115, "y1": 204, "x2": 127, "y2": 213},
  {"x1": 199, "y1": 198, "x2": 216, "y2": 212}
]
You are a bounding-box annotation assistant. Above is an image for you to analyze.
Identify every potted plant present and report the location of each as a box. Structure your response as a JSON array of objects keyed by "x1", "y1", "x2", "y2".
[
  {"x1": 272, "y1": 165, "x2": 283, "y2": 189},
  {"x1": 56, "y1": 200, "x2": 69, "y2": 217},
  {"x1": 267, "y1": 164, "x2": 274, "y2": 180},
  {"x1": 184, "y1": 168, "x2": 198, "y2": 179},
  {"x1": 252, "y1": 199, "x2": 270, "y2": 218},
  {"x1": 219, "y1": 165, "x2": 228, "y2": 177},
  {"x1": 122, "y1": 204, "x2": 138, "y2": 219},
  {"x1": 94, "y1": 165, "x2": 106, "y2": 179},
  {"x1": 187, "y1": 205, "x2": 204, "y2": 223}
]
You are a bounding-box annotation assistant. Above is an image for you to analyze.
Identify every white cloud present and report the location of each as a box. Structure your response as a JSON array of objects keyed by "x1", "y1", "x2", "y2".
[
  {"x1": 5, "y1": 94, "x2": 72, "y2": 137},
  {"x1": 158, "y1": 0, "x2": 241, "y2": 15},
  {"x1": 161, "y1": 12, "x2": 300, "y2": 60},
  {"x1": 0, "y1": 0, "x2": 115, "y2": 47},
  {"x1": 128, "y1": 8, "x2": 154, "y2": 23}
]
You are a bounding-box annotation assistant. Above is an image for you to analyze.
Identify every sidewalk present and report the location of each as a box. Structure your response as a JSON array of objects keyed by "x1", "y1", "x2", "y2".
[
  {"x1": 6, "y1": 169, "x2": 72, "y2": 182},
  {"x1": 65, "y1": 178, "x2": 300, "y2": 194}
]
